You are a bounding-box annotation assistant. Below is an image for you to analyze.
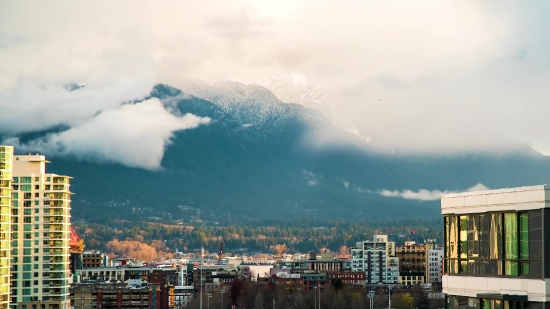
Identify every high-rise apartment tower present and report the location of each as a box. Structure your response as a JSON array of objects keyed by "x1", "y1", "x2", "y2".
[
  {"x1": 0, "y1": 146, "x2": 13, "y2": 309},
  {"x1": 10, "y1": 154, "x2": 72, "y2": 309}
]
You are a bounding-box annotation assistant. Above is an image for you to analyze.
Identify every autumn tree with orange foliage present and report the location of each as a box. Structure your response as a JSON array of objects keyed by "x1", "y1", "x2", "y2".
[{"x1": 106, "y1": 239, "x2": 158, "y2": 261}]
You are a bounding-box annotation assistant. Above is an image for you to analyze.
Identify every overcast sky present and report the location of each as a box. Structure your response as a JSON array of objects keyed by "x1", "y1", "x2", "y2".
[{"x1": 1, "y1": 0, "x2": 550, "y2": 162}]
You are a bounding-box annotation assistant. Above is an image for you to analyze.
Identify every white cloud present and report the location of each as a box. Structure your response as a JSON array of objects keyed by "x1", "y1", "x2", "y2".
[
  {"x1": 7, "y1": 99, "x2": 210, "y2": 170},
  {"x1": 342, "y1": 180, "x2": 349, "y2": 189},
  {"x1": 1, "y1": 1, "x2": 550, "y2": 153},
  {"x1": 302, "y1": 169, "x2": 321, "y2": 187},
  {"x1": 0, "y1": 76, "x2": 154, "y2": 134},
  {"x1": 379, "y1": 183, "x2": 489, "y2": 201}
]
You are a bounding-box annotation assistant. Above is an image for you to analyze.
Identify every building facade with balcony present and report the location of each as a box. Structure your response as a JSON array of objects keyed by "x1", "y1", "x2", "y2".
[
  {"x1": 351, "y1": 235, "x2": 399, "y2": 285},
  {"x1": 0, "y1": 146, "x2": 13, "y2": 309},
  {"x1": 442, "y1": 185, "x2": 550, "y2": 309},
  {"x1": 10, "y1": 154, "x2": 72, "y2": 309}
]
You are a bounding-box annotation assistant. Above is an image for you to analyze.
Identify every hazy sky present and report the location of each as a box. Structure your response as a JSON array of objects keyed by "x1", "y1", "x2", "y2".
[{"x1": 1, "y1": 0, "x2": 550, "y2": 162}]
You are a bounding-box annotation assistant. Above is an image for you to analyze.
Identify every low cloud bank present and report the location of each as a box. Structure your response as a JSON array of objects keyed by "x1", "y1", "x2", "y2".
[
  {"x1": 2, "y1": 79, "x2": 210, "y2": 170},
  {"x1": 379, "y1": 183, "x2": 489, "y2": 201}
]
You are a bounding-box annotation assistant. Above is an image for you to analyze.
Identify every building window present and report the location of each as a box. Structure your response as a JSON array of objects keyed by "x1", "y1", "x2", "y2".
[{"x1": 445, "y1": 210, "x2": 541, "y2": 278}]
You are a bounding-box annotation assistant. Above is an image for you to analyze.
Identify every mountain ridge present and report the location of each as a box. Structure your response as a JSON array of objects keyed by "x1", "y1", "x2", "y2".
[{"x1": 4, "y1": 82, "x2": 550, "y2": 224}]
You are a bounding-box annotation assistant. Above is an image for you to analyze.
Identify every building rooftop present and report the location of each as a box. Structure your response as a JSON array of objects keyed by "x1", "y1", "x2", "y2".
[{"x1": 441, "y1": 184, "x2": 549, "y2": 215}]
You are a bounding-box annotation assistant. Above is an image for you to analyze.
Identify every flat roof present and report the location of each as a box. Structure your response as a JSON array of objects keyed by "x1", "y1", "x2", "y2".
[
  {"x1": 441, "y1": 184, "x2": 548, "y2": 198},
  {"x1": 441, "y1": 185, "x2": 549, "y2": 215}
]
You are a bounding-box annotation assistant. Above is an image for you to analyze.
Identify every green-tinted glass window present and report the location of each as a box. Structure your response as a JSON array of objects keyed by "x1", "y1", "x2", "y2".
[
  {"x1": 22, "y1": 273, "x2": 31, "y2": 279},
  {"x1": 23, "y1": 257, "x2": 31, "y2": 263},
  {"x1": 505, "y1": 260, "x2": 518, "y2": 276},
  {"x1": 23, "y1": 241, "x2": 31, "y2": 247},
  {"x1": 22, "y1": 265, "x2": 31, "y2": 271},
  {"x1": 505, "y1": 213, "x2": 518, "y2": 259},
  {"x1": 34, "y1": 201, "x2": 39, "y2": 206},
  {"x1": 24, "y1": 224, "x2": 31, "y2": 231},
  {"x1": 23, "y1": 209, "x2": 31, "y2": 215},
  {"x1": 20, "y1": 185, "x2": 31, "y2": 191},
  {"x1": 12, "y1": 200, "x2": 18, "y2": 207},
  {"x1": 23, "y1": 249, "x2": 31, "y2": 255},
  {"x1": 11, "y1": 192, "x2": 18, "y2": 199},
  {"x1": 20, "y1": 177, "x2": 31, "y2": 184},
  {"x1": 459, "y1": 260, "x2": 468, "y2": 273},
  {"x1": 519, "y1": 213, "x2": 529, "y2": 259},
  {"x1": 34, "y1": 177, "x2": 39, "y2": 182},
  {"x1": 505, "y1": 213, "x2": 518, "y2": 276},
  {"x1": 13, "y1": 177, "x2": 18, "y2": 183}
]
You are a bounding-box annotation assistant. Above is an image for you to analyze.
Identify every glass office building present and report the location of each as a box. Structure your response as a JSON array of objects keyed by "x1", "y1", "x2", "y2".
[{"x1": 442, "y1": 185, "x2": 550, "y2": 309}]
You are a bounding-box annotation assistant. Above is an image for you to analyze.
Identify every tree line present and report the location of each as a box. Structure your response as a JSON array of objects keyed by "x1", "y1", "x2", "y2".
[{"x1": 74, "y1": 218, "x2": 442, "y2": 259}]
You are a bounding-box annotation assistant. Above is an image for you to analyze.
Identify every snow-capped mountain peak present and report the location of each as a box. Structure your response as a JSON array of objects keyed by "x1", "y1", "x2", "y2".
[{"x1": 257, "y1": 73, "x2": 336, "y2": 124}]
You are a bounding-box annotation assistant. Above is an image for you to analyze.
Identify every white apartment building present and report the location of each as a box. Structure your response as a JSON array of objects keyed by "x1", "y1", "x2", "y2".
[
  {"x1": 0, "y1": 146, "x2": 13, "y2": 309},
  {"x1": 351, "y1": 235, "x2": 399, "y2": 284},
  {"x1": 10, "y1": 154, "x2": 72, "y2": 309},
  {"x1": 442, "y1": 185, "x2": 549, "y2": 309},
  {"x1": 427, "y1": 246, "x2": 443, "y2": 284}
]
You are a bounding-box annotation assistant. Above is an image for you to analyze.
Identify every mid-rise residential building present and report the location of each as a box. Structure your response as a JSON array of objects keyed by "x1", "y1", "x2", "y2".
[
  {"x1": 82, "y1": 251, "x2": 108, "y2": 268},
  {"x1": 396, "y1": 241, "x2": 429, "y2": 274},
  {"x1": 0, "y1": 146, "x2": 13, "y2": 309},
  {"x1": 427, "y1": 246, "x2": 444, "y2": 284},
  {"x1": 71, "y1": 270, "x2": 174, "y2": 309},
  {"x1": 442, "y1": 185, "x2": 549, "y2": 309},
  {"x1": 276, "y1": 252, "x2": 352, "y2": 273},
  {"x1": 10, "y1": 154, "x2": 72, "y2": 309},
  {"x1": 351, "y1": 235, "x2": 399, "y2": 285},
  {"x1": 399, "y1": 273, "x2": 425, "y2": 286}
]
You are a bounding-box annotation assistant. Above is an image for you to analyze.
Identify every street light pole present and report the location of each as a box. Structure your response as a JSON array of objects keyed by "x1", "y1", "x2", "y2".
[
  {"x1": 200, "y1": 266, "x2": 203, "y2": 309},
  {"x1": 314, "y1": 287, "x2": 317, "y2": 309},
  {"x1": 220, "y1": 289, "x2": 225, "y2": 309},
  {"x1": 388, "y1": 286, "x2": 392, "y2": 309},
  {"x1": 369, "y1": 290, "x2": 375, "y2": 309},
  {"x1": 318, "y1": 285, "x2": 321, "y2": 309},
  {"x1": 208, "y1": 293, "x2": 212, "y2": 309}
]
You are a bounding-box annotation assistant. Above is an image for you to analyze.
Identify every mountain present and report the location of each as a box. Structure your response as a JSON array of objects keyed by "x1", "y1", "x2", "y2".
[
  {"x1": 7, "y1": 82, "x2": 550, "y2": 224},
  {"x1": 257, "y1": 74, "x2": 336, "y2": 124}
]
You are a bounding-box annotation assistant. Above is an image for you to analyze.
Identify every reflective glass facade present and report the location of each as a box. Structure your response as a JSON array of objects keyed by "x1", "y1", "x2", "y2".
[{"x1": 444, "y1": 210, "x2": 542, "y2": 278}]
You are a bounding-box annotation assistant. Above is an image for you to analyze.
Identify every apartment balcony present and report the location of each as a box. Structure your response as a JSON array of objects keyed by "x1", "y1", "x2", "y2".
[
  {"x1": 49, "y1": 260, "x2": 66, "y2": 265},
  {"x1": 50, "y1": 266, "x2": 69, "y2": 272},
  {"x1": 52, "y1": 184, "x2": 68, "y2": 191}
]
